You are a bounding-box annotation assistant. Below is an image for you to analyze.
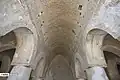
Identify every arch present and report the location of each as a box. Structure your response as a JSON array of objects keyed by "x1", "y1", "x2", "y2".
[
  {"x1": 0, "y1": 27, "x2": 38, "y2": 80},
  {"x1": 102, "y1": 45, "x2": 120, "y2": 57},
  {"x1": 44, "y1": 53, "x2": 75, "y2": 78},
  {"x1": 31, "y1": 50, "x2": 76, "y2": 80},
  {"x1": 85, "y1": 28, "x2": 120, "y2": 79},
  {"x1": 10, "y1": 27, "x2": 36, "y2": 66},
  {"x1": 45, "y1": 55, "x2": 76, "y2": 80},
  {"x1": 0, "y1": 30, "x2": 17, "y2": 75},
  {"x1": 0, "y1": 26, "x2": 37, "y2": 67},
  {"x1": 102, "y1": 34, "x2": 120, "y2": 57},
  {"x1": 30, "y1": 57, "x2": 46, "y2": 80},
  {"x1": 104, "y1": 51, "x2": 120, "y2": 80},
  {"x1": 85, "y1": 29, "x2": 108, "y2": 67},
  {"x1": 85, "y1": 27, "x2": 120, "y2": 66},
  {"x1": 74, "y1": 53, "x2": 86, "y2": 79}
]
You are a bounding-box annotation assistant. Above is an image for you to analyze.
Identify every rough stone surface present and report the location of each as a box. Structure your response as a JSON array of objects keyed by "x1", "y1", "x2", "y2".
[{"x1": 0, "y1": 0, "x2": 120, "y2": 80}]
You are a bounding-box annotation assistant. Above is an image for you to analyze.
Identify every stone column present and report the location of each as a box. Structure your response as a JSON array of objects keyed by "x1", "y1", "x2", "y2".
[
  {"x1": 86, "y1": 66, "x2": 109, "y2": 80},
  {"x1": 7, "y1": 66, "x2": 32, "y2": 80}
]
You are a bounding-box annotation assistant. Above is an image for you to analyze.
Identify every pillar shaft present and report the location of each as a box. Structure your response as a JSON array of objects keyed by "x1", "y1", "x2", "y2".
[
  {"x1": 7, "y1": 66, "x2": 32, "y2": 80},
  {"x1": 86, "y1": 66, "x2": 109, "y2": 80}
]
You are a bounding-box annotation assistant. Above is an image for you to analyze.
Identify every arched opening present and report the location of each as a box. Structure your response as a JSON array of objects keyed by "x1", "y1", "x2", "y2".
[
  {"x1": 103, "y1": 34, "x2": 120, "y2": 80},
  {"x1": 0, "y1": 48, "x2": 16, "y2": 73},
  {"x1": 45, "y1": 55, "x2": 75, "y2": 80},
  {"x1": 86, "y1": 28, "x2": 120, "y2": 80},
  {"x1": 0, "y1": 27, "x2": 35, "y2": 80},
  {"x1": 30, "y1": 50, "x2": 76, "y2": 80},
  {"x1": 104, "y1": 51, "x2": 120, "y2": 80},
  {"x1": 0, "y1": 31, "x2": 17, "y2": 80},
  {"x1": 11, "y1": 27, "x2": 35, "y2": 66}
]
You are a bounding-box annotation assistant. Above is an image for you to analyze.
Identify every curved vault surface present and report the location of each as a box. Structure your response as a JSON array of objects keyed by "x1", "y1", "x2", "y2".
[{"x1": 1, "y1": 0, "x2": 120, "y2": 80}]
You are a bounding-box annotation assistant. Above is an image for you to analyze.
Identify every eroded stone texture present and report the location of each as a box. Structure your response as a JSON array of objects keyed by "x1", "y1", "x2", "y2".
[{"x1": 0, "y1": 0, "x2": 120, "y2": 80}]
